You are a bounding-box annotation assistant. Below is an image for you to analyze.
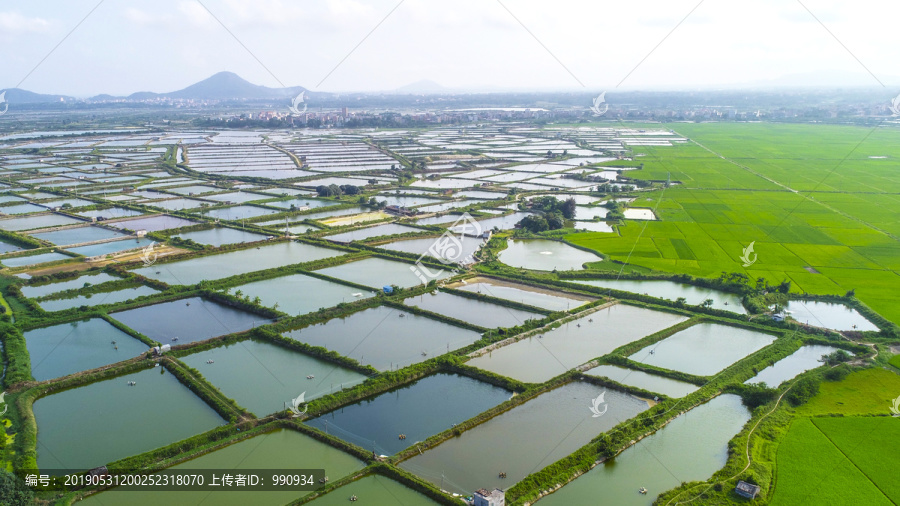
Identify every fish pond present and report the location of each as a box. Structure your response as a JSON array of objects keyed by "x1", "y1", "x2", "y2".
[
  {"x1": 306, "y1": 373, "x2": 511, "y2": 455},
  {"x1": 306, "y1": 475, "x2": 440, "y2": 505},
  {"x1": 173, "y1": 227, "x2": 269, "y2": 247},
  {"x1": 745, "y1": 344, "x2": 842, "y2": 387},
  {"x1": 538, "y1": 394, "x2": 751, "y2": 506},
  {"x1": 180, "y1": 339, "x2": 368, "y2": 416},
  {"x1": 132, "y1": 241, "x2": 343, "y2": 285},
  {"x1": 452, "y1": 277, "x2": 593, "y2": 311},
  {"x1": 283, "y1": 305, "x2": 483, "y2": 370},
  {"x1": 630, "y1": 323, "x2": 776, "y2": 376},
  {"x1": 34, "y1": 367, "x2": 224, "y2": 471},
  {"x1": 37, "y1": 285, "x2": 159, "y2": 312},
  {"x1": 404, "y1": 290, "x2": 544, "y2": 329},
  {"x1": 229, "y1": 273, "x2": 375, "y2": 316},
  {"x1": 499, "y1": 239, "x2": 601, "y2": 271},
  {"x1": 112, "y1": 296, "x2": 271, "y2": 345},
  {"x1": 400, "y1": 381, "x2": 648, "y2": 494},
  {"x1": 568, "y1": 279, "x2": 746, "y2": 314},
  {"x1": 79, "y1": 429, "x2": 364, "y2": 506},
  {"x1": 25, "y1": 318, "x2": 147, "y2": 381},
  {"x1": 313, "y1": 257, "x2": 450, "y2": 288},
  {"x1": 468, "y1": 304, "x2": 687, "y2": 383},
  {"x1": 583, "y1": 365, "x2": 699, "y2": 398},
  {"x1": 784, "y1": 300, "x2": 878, "y2": 331}
]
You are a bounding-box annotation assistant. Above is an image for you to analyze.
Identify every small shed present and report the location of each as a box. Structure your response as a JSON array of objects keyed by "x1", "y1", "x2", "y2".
[
  {"x1": 735, "y1": 480, "x2": 760, "y2": 499},
  {"x1": 383, "y1": 286, "x2": 393, "y2": 294}
]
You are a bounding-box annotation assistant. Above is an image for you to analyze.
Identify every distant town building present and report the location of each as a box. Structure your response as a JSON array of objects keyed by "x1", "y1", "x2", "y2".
[
  {"x1": 735, "y1": 481, "x2": 760, "y2": 499},
  {"x1": 473, "y1": 488, "x2": 505, "y2": 506}
]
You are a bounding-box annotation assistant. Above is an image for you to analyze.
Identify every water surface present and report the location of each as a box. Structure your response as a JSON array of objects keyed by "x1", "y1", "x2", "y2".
[
  {"x1": 112, "y1": 297, "x2": 271, "y2": 345},
  {"x1": 453, "y1": 277, "x2": 592, "y2": 311},
  {"x1": 584, "y1": 365, "x2": 699, "y2": 398},
  {"x1": 468, "y1": 304, "x2": 687, "y2": 383},
  {"x1": 34, "y1": 367, "x2": 223, "y2": 471},
  {"x1": 283, "y1": 306, "x2": 482, "y2": 370},
  {"x1": 784, "y1": 300, "x2": 878, "y2": 331},
  {"x1": 181, "y1": 339, "x2": 367, "y2": 416},
  {"x1": 539, "y1": 394, "x2": 750, "y2": 506},
  {"x1": 499, "y1": 239, "x2": 601, "y2": 271},
  {"x1": 400, "y1": 381, "x2": 648, "y2": 494},
  {"x1": 314, "y1": 257, "x2": 450, "y2": 289},
  {"x1": 25, "y1": 318, "x2": 147, "y2": 381},
  {"x1": 230, "y1": 273, "x2": 375, "y2": 316},
  {"x1": 307, "y1": 373, "x2": 510, "y2": 455},
  {"x1": 404, "y1": 290, "x2": 543, "y2": 329},
  {"x1": 630, "y1": 323, "x2": 776, "y2": 376},
  {"x1": 569, "y1": 279, "x2": 746, "y2": 314},
  {"x1": 745, "y1": 344, "x2": 841, "y2": 387}
]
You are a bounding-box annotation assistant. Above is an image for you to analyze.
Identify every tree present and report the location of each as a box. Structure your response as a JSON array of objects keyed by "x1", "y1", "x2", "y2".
[
  {"x1": 820, "y1": 349, "x2": 851, "y2": 366},
  {"x1": 519, "y1": 215, "x2": 549, "y2": 233},
  {"x1": 702, "y1": 299, "x2": 714, "y2": 308},
  {"x1": 560, "y1": 198, "x2": 577, "y2": 219},
  {"x1": 328, "y1": 184, "x2": 342, "y2": 197},
  {"x1": 315, "y1": 185, "x2": 333, "y2": 197},
  {"x1": 675, "y1": 297, "x2": 687, "y2": 306},
  {"x1": 786, "y1": 375, "x2": 820, "y2": 406},
  {"x1": 339, "y1": 184, "x2": 360, "y2": 195},
  {"x1": 0, "y1": 470, "x2": 33, "y2": 506}
]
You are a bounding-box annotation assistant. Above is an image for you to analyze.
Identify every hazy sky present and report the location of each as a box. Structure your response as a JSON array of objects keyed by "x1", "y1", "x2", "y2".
[{"x1": 1, "y1": 0, "x2": 896, "y2": 96}]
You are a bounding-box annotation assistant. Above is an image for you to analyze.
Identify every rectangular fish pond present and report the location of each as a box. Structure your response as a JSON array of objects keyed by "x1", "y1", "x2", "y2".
[
  {"x1": 399, "y1": 381, "x2": 649, "y2": 494},
  {"x1": 111, "y1": 296, "x2": 272, "y2": 345},
  {"x1": 25, "y1": 318, "x2": 148, "y2": 381},
  {"x1": 228, "y1": 273, "x2": 375, "y2": 316},
  {"x1": 131, "y1": 241, "x2": 344, "y2": 285},
  {"x1": 78, "y1": 429, "x2": 365, "y2": 506},
  {"x1": 467, "y1": 304, "x2": 688, "y2": 383},
  {"x1": 282, "y1": 305, "x2": 483, "y2": 370},
  {"x1": 451, "y1": 276, "x2": 594, "y2": 312},
  {"x1": 629, "y1": 323, "x2": 776, "y2": 377},
  {"x1": 306, "y1": 373, "x2": 511, "y2": 455},
  {"x1": 33, "y1": 366, "x2": 224, "y2": 471},
  {"x1": 537, "y1": 394, "x2": 751, "y2": 506},
  {"x1": 403, "y1": 290, "x2": 545, "y2": 329},
  {"x1": 180, "y1": 339, "x2": 368, "y2": 417}
]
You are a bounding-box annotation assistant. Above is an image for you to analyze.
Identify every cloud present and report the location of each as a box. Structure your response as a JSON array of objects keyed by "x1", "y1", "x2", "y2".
[{"x1": 0, "y1": 11, "x2": 51, "y2": 34}]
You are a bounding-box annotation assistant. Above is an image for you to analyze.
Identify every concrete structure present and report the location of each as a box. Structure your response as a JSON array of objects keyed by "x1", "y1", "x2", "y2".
[
  {"x1": 735, "y1": 481, "x2": 760, "y2": 499},
  {"x1": 473, "y1": 488, "x2": 505, "y2": 506}
]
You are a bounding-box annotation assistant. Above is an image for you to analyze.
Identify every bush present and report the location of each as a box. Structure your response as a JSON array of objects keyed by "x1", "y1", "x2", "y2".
[
  {"x1": 0, "y1": 470, "x2": 34, "y2": 505},
  {"x1": 823, "y1": 364, "x2": 851, "y2": 382},
  {"x1": 786, "y1": 375, "x2": 820, "y2": 406},
  {"x1": 820, "y1": 349, "x2": 852, "y2": 366}
]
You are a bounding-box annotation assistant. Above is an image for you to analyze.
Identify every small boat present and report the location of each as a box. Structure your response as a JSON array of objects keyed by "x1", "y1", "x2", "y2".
[
  {"x1": 186, "y1": 302, "x2": 191, "y2": 306},
  {"x1": 639, "y1": 487, "x2": 648, "y2": 495},
  {"x1": 351, "y1": 292, "x2": 363, "y2": 298},
  {"x1": 307, "y1": 374, "x2": 315, "y2": 379},
  {"x1": 421, "y1": 351, "x2": 427, "y2": 357},
  {"x1": 172, "y1": 337, "x2": 179, "y2": 342},
  {"x1": 206, "y1": 359, "x2": 214, "y2": 364},
  {"x1": 398, "y1": 313, "x2": 406, "y2": 318},
  {"x1": 349, "y1": 495, "x2": 358, "y2": 502}
]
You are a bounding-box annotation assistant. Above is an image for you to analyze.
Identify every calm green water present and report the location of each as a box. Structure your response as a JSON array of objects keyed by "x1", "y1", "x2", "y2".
[
  {"x1": 307, "y1": 474, "x2": 440, "y2": 505},
  {"x1": 584, "y1": 365, "x2": 699, "y2": 398},
  {"x1": 324, "y1": 223, "x2": 420, "y2": 243},
  {"x1": 230, "y1": 273, "x2": 375, "y2": 316},
  {"x1": 378, "y1": 235, "x2": 485, "y2": 264},
  {"x1": 400, "y1": 381, "x2": 649, "y2": 494},
  {"x1": 174, "y1": 227, "x2": 269, "y2": 247},
  {"x1": 454, "y1": 278, "x2": 592, "y2": 311},
  {"x1": 0, "y1": 239, "x2": 23, "y2": 254},
  {"x1": 499, "y1": 239, "x2": 601, "y2": 271},
  {"x1": 20, "y1": 272, "x2": 119, "y2": 299},
  {"x1": 468, "y1": 304, "x2": 688, "y2": 383},
  {"x1": 283, "y1": 306, "x2": 482, "y2": 370},
  {"x1": 404, "y1": 291, "x2": 544, "y2": 329},
  {"x1": 1, "y1": 252, "x2": 71, "y2": 267},
  {"x1": 569, "y1": 279, "x2": 747, "y2": 314},
  {"x1": 307, "y1": 373, "x2": 510, "y2": 455},
  {"x1": 539, "y1": 394, "x2": 750, "y2": 506},
  {"x1": 181, "y1": 339, "x2": 366, "y2": 416},
  {"x1": 200, "y1": 205, "x2": 279, "y2": 221},
  {"x1": 31, "y1": 226, "x2": 126, "y2": 246},
  {"x1": 745, "y1": 344, "x2": 840, "y2": 387},
  {"x1": 38, "y1": 285, "x2": 160, "y2": 312},
  {"x1": 132, "y1": 241, "x2": 344, "y2": 285},
  {"x1": 314, "y1": 257, "x2": 451, "y2": 289},
  {"x1": 0, "y1": 213, "x2": 84, "y2": 231},
  {"x1": 112, "y1": 297, "x2": 271, "y2": 345},
  {"x1": 34, "y1": 367, "x2": 224, "y2": 471},
  {"x1": 25, "y1": 318, "x2": 146, "y2": 381},
  {"x1": 630, "y1": 323, "x2": 776, "y2": 376},
  {"x1": 784, "y1": 300, "x2": 878, "y2": 331}
]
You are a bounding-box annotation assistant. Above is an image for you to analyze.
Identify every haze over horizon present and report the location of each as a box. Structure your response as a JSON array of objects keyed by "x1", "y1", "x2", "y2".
[{"x1": 2, "y1": 0, "x2": 897, "y2": 97}]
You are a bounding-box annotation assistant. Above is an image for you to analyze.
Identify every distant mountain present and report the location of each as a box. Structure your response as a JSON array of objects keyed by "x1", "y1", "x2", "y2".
[
  {"x1": 1, "y1": 88, "x2": 73, "y2": 104},
  {"x1": 158, "y1": 71, "x2": 307, "y2": 100},
  {"x1": 392, "y1": 79, "x2": 451, "y2": 94}
]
